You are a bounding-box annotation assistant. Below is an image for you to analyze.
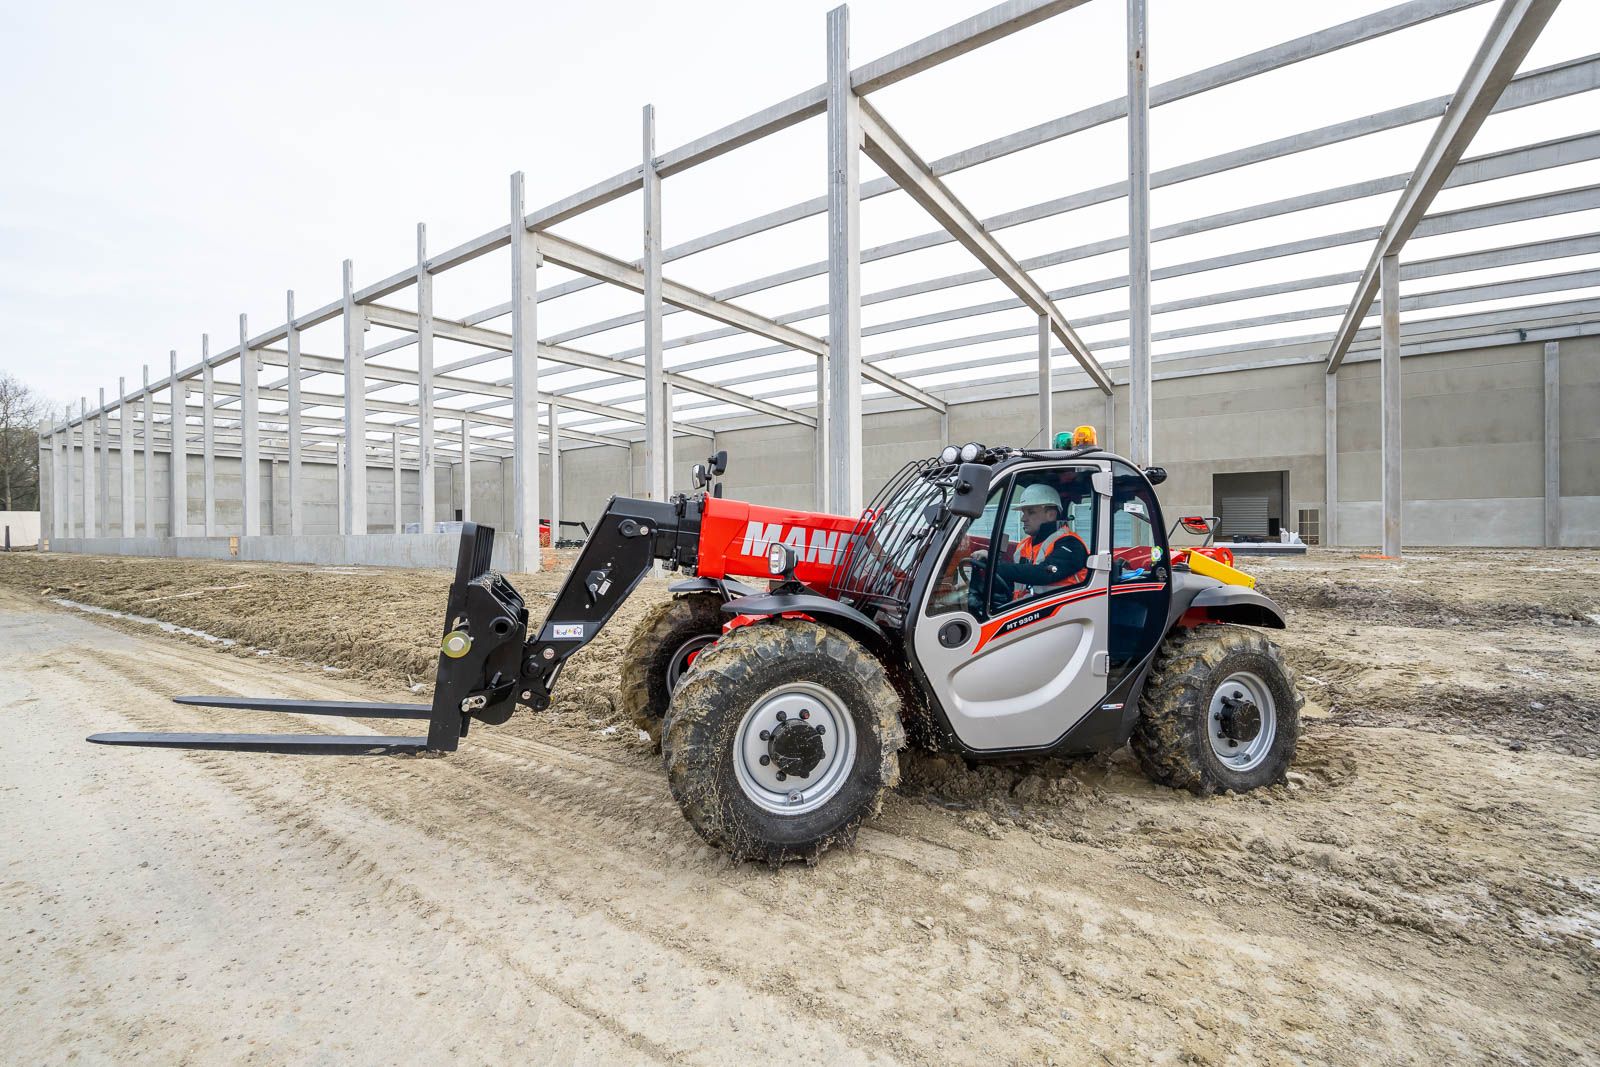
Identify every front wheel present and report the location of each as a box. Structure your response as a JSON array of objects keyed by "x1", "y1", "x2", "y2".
[
  {"x1": 662, "y1": 620, "x2": 905, "y2": 864},
  {"x1": 618, "y1": 595, "x2": 725, "y2": 746},
  {"x1": 1131, "y1": 625, "x2": 1301, "y2": 794}
]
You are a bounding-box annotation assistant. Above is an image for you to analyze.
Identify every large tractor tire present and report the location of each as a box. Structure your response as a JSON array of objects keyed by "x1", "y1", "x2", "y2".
[
  {"x1": 662, "y1": 619, "x2": 905, "y2": 864},
  {"x1": 1131, "y1": 624, "x2": 1301, "y2": 795},
  {"x1": 618, "y1": 595, "x2": 725, "y2": 747}
]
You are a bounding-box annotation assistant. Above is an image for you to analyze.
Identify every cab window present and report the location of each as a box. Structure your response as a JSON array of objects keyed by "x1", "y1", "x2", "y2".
[
  {"x1": 928, "y1": 466, "x2": 1097, "y2": 620},
  {"x1": 1107, "y1": 461, "x2": 1171, "y2": 686}
]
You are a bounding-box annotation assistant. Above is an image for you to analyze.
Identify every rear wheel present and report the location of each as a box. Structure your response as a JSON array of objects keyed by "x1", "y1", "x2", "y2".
[
  {"x1": 662, "y1": 620, "x2": 904, "y2": 864},
  {"x1": 1131, "y1": 624, "x2": 1301, "y2": 794},
  {"x1": 619, "y1": 595, "x2": 724, "y2": 746}
]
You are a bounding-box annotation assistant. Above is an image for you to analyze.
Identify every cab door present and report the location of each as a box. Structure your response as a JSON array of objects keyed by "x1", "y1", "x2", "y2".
[{"x1": 912, "y1": 460, "x2": 1111, "y2": 751}]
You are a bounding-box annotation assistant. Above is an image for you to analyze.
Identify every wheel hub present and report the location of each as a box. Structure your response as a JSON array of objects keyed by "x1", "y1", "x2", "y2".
[
  {"x1": 733, "y1": 683, "x2": 857, "y2": 816},
  {"x1": 766, "y1": 717, "x2": 826, "y2": 778},
  {"x1": 1218, "y1": 694, "x2": 1262, "y2": 744}
]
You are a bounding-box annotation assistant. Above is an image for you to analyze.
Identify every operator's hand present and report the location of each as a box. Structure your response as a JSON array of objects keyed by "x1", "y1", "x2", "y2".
[{"x1": 969, "y1": 548, "x2": 988, "y2": 565}]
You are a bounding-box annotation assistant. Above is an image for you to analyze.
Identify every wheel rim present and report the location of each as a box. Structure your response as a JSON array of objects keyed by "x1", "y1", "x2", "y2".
[
  {"x1": 732, "y1": 682, "x2": 858, "y2": 816},
  {"x1": 1207, "y1": 670, "x2": 1277, "y2": 773},
  {"x1": 666, "y1": 634, "x2": 717, "y2": 694}
]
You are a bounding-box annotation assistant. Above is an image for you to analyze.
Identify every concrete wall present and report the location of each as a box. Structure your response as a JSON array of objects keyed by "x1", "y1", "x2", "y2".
[
  {"x1": 36, "y1": 336, "x2": 1599, "y2": 560},
  {"x1": 1, "y1": 511, "x2": 41, "y2": 547}
]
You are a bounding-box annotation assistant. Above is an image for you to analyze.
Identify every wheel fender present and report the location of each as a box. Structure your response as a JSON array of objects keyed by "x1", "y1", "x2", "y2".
[
  {"x1": 721, "y1": 591, "x2": 882, "y2": 641},
  {"x1": 668, "y1": 576, "x2": 760, "y2": 599},
  {"x1": 1187, "y1": 586, "x2": 1287, "y2": 629}
]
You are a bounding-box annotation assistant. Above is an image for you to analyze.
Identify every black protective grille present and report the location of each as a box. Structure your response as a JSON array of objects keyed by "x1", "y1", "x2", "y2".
[{"x1": 833, "y1": 457, "x2": 960, "y2": 614}]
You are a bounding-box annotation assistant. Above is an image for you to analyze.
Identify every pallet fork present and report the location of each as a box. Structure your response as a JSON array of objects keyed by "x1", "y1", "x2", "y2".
[{"x1": 88, "y1": 523, "x2": 529, "y2": 755}]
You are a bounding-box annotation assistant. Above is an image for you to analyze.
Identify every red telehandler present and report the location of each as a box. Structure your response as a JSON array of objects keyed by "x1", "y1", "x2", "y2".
[{"x1": 92, "y1": 431, "x2": 1301, "y2": 863}]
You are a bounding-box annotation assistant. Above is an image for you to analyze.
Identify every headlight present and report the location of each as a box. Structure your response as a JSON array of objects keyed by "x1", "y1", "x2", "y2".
[
  {"x1": 959, "y1": 442, "x2": 983, "y2": 463},
  {"x1": 767, "y1": 543, "x2": 790, "y2": 576},
  {"x1": 938, "y1": 445, "x2": 960, "y2": 465}
]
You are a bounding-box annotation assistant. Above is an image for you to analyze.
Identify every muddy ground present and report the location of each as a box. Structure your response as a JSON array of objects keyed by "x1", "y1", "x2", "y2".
[{"x1": 1, "y1": 547, "x2": 1597, "y2": 1064}]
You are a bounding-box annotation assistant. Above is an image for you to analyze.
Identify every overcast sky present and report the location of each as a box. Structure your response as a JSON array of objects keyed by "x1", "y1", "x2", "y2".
[{"x1": 3, "y1": 0, "x2": 1597, "y2": 431}]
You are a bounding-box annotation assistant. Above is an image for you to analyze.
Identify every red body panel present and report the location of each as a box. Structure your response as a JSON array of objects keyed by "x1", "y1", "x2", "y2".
[{"x1": 696, "y1": 496, "x2": 859, "y2": 588}]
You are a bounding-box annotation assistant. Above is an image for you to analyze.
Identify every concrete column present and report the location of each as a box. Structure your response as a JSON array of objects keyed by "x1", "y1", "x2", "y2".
[
  {"x1": 118, "y1": 379, "x2": 134, "y2": 536},
  {"x1": 663, "y1": 383, "x2": 675, "y2": 498},
  {"x1": 1544, "y1": 340, "x2": 1560, "y2": 547},
  {"x1": 509, "y1": 172, "x2": 541, "y2": 571},
  {"x1": 1380, "y1": 252, "x2": 1401, "y2": 558},
  {"x1": 141, "y1": 366, "x2": 155, "y2": 536},
  {"x1": 1037, "y1": 313, "x2": 1052, "y2": 445},
  {"x1": 1323, "y1": 370, "x2": 1338, "y2": 547},
  {"x1": 642, "y1": 106, "x2": 669, "y2": 502},
  {"x1": 460, "y1": 415, "x2": 472, "y2": 522},
  {"x1": 55, "y1": 411, "x2": 69, "y2": 538},
  {"x1": 202, "y1": 335, "x2": 217, "y2": 535},
  {"x1": 239, "y1": 314, "x2": 260, "y2": 536},
  {"x1": 814, "y1": 354, "x2": 829, "y2": 510},
  {"x1": 548, "y1": 401, "x2": 561, "y2": 544},
  {"x1": 286, "y1": 290, "x2": 304, "y2": 537},
  {"x1": 336, "y1": 438, "x2": 347, "y2": 533},
  {"x1": 169, "y1": 351, "x2": 187, "y2": 538},
  {"x1": 1125, "y1": 0, "x2": 1153, "y2": 467},
  {"x1": 80, "y1": 399, "x2": 93, "y2": 537},
  {"x1": 342, "y1": 259, "x2": 367, "y2": 535},
  {"x1": 416, "y1": 223, "x2": 436, "y2": 532},
  {"x1": 826, "y1": 4, "x2": 863, "y2": 515},
  {"x1": 98, "y1": 387, "x2": 110, "y2": 532},
  {"x1": 392, "y1": 431, "x2": 403, "y2": 533}
]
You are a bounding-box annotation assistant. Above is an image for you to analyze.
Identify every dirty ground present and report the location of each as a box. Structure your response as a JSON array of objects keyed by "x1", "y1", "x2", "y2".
[{"x1": 1, "y1": 547, "x2": 1596, "y2": 1064}]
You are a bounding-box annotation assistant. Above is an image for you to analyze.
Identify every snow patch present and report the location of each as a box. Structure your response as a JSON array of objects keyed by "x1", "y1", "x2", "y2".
[{"x1": 51, "y1": 598, "x2": 238, "y2": 646}]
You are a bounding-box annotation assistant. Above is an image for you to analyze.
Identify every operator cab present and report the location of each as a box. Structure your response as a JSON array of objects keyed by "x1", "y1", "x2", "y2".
[{"x1": 899, "y1": 432, "x2": 1174, "y2": 756}]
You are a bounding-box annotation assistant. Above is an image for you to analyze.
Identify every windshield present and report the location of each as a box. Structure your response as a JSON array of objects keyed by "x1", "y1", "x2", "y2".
[{"x1": 834, "y1": 458, "x2": 957, "y2": 610}]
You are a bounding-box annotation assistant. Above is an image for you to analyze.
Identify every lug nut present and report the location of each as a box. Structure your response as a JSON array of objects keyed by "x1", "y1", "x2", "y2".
[
  {"x1": 815, "y1": 724, "x2": 825, "y2": 735},
  {"x1": 799, "y1": 709, "x2": 810, "y2": 720},
  {"x1": 776, "y1": 710, "x2": 787, "y2": 722},
  {"x1": 759, "y1": 755, "x2": 770, "y2": 766},
  {"x1": 759, "y1": 729, "x2": 771, "y2": 741},
  {"x1": 776, "y1": 771, "x2": 787, "y2": 782}
]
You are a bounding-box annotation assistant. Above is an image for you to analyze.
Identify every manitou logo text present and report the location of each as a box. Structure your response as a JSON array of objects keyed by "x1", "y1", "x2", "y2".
[{"x1": 740, "y1": 522, "x2": 845, "y2": 566}]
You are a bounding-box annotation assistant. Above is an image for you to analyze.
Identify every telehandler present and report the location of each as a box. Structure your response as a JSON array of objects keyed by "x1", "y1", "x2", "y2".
[{"x1": 92, "y1": 428, "x2": 1301, "y2": 863}]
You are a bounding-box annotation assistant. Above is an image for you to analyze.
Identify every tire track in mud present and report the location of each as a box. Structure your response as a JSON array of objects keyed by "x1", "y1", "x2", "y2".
[
  {"x1": 72, "y1": 650, "x2": 1486, "y2": 1064},
  {"x1": 32, "y1": 593, "x2": 1600, "y2": 1064},
  {"x1": 61, "y1": 643, "x2": 894, "y2": 1065}
]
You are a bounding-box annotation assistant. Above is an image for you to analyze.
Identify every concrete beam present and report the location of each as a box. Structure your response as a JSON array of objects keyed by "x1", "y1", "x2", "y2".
[
  {"x1": 855, "y1": 98, "x2": 1112, "y2": 395},
  {"x1": 1327, "y1": 0, "x2": 1561, "y2": 371}
]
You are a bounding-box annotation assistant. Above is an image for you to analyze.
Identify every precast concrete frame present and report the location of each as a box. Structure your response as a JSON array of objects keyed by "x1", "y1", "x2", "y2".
[{"x1": 42, "y1": 0, "x2": 1593, "y2": 564}]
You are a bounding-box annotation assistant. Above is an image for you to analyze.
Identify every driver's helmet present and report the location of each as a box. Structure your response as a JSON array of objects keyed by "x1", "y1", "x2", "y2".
[{"x1": 1016, "y1": 483, "x2": 1062, "y2": 513}]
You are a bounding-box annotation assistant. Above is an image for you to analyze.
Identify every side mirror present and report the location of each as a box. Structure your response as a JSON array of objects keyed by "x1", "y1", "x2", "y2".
[
  {"x1": 948, "y1": 463, "x2": 992, "y2": 519},
  {"x1": 1144, "y1": 465, "x2": 1168, "y2": 485},
  {"x1": 692, "y1": 463, "x2": 709, "y2": 489},
  {"x1": 1180, "y1": 516, "x2": 1210, "y2": 535},
  {"x1": 710, "y1": 450, "x2": 728, "y2": 476}
]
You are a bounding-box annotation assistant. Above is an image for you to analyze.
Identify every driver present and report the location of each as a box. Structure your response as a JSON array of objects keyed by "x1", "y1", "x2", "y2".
[{"x1": 972, "y1": 483, "x2": 1089, "y2": 601}]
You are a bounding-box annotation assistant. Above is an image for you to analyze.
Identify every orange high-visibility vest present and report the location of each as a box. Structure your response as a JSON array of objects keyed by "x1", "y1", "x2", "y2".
[{"x1": 1012, "y1": 527, "x2": 1089, "y2": 599}]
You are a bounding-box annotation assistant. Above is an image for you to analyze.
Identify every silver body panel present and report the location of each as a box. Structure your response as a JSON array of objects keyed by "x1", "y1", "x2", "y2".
[{"x1": 912, "y1": 460, "x2": 1112, "y2": 751}]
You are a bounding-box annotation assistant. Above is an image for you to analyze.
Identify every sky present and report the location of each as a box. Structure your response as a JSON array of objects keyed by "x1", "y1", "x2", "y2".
[{"x1": 2, "y1": 0, "x2": 1597, "y2": 441}]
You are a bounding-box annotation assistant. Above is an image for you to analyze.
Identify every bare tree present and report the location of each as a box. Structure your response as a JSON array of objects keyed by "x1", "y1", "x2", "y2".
[{"x1": 0, "y1": 373, "x2": 48, "y2": 511}]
